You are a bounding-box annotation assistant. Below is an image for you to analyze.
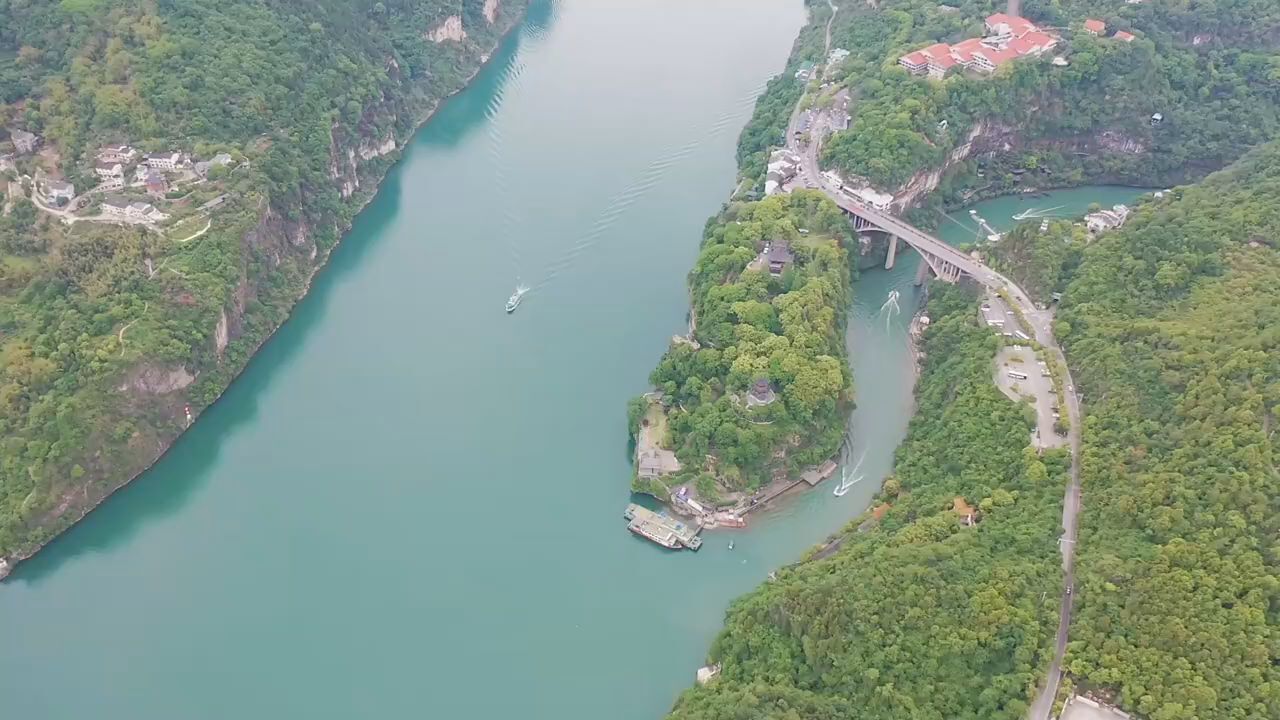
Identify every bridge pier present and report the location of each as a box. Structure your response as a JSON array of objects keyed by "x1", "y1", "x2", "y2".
[
  {"x1": 885, "y1": 235, "x2": 899, "y2": 270},
  {"x1": 914, "y1": 257, "x2": 930, "y2": 286}
]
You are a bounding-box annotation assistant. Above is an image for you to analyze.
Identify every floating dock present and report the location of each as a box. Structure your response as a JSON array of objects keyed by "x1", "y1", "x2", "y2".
[{"x1": 624, "y1": 503, "x2": 702, "y2": 550}]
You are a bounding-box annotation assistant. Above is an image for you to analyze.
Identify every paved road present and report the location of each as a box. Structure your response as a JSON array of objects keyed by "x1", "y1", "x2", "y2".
[{"x1": 780, "y1": 41, "x2": 1085, "y2": 719}]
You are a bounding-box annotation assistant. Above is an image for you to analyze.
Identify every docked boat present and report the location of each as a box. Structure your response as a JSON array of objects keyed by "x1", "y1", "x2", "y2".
[{"x1": 624, "y1": 503, "x2": 703, "y2": 550}]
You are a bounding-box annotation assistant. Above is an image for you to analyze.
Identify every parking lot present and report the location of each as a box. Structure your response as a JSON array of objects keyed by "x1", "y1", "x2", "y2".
[{"x1": 994, "y1": 345, "x2": 1067, "y2": 449}]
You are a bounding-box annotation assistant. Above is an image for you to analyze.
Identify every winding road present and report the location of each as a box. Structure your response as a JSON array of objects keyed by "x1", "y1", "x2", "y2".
[{"x1": 785, "y1": 17, "x2": 1084, "y2": 717}]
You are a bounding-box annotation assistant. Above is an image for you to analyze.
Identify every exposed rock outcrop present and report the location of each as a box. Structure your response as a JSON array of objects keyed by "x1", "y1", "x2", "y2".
[
  {"x1": 484, "y1": 0, "x2": 501, "y2": 23},
  {"x1": 214, "y1": 309, "x2": 229, "y2": 356},
  {"x1": 894, "y1": 121, "x2": 999, "y2": 210},
  {"x1": 122, "y1": 364, "x2": 197, "y2": 395},
  {"x1": 427, "y1": 15, "x2": 466, "y2": 42}
]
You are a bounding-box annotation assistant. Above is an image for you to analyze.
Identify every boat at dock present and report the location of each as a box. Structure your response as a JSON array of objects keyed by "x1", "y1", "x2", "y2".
[{"x1": 624, "y1": 503, "x2": 702, "y2": 550}]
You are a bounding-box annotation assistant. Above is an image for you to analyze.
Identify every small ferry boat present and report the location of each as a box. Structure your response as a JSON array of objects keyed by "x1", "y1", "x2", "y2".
[{"x1": 505, "y1": 286, "x2": 526, "y2": 314}]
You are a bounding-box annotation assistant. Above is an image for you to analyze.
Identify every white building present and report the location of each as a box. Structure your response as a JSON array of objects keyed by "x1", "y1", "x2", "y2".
[
  {"x1": 102, "y1": 196, "x2": 168, "y2": 222},
  {"x1": 102, "y1": 196, "x2": 130, "y2": 216},
  {"x1": 97, "y1": 145, "x2": 138, "y2": 163},
  {"x1": 1085, "y1": 204, "x2": 1130, "y2": 233},
  {"x1": 96, "y1": 161, "x2": 124, "y2": 179},
  {"x1": 129, "y1": 201, "x2": 169, "y2": 222},
  {"x1": 195, "y1": 152, "x2": 234, "y2": 176},
  {"x1": 46, "y1": 180, "x2": 75, "y2": 203},
  {"x1": 854, "y1": 187, "x2": 894, "y2": 211},
  {"x1": 144, "y1": 152, "x2": 185, "y2": 170}
]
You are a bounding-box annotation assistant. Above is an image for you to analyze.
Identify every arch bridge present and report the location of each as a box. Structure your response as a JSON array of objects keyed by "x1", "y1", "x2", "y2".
[{"x1": 837, "y1": 195, "x2": 991, "y2": 286}]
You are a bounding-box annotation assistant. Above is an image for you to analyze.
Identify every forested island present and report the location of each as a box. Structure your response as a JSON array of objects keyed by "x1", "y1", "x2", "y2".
[
  {"x1": 0, "y1": 0, "x2": 525, "y2": 574},
  {"x1": 629, "y1": 191, "x2": 853, "y2": 509},
  {"x1": 664, "y1": 0, "x2": 1280, "y2": 719}
]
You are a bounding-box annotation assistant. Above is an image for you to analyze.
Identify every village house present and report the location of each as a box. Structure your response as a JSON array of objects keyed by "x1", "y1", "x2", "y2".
[
  {"x1": 765, "y1": 242, "x2": 794, "y2": 275},
  {"x1": 102, "y1": 195, "x2": 169, "y2": 222},
  {"x1": 795, "y1": 61, "x2": 816, "y2": 81},
  {"x1": 827, "y1": 47, "x2": 851, "y2": 65},
  {"x1": 746, "y1": 378, "x2": 777, "y2": 407},
  {"x1": 131, "y1": 201, "x2": 169, "y2": 222},
  {"x1": 898, "y1": 14, "x2": 1057, "y2": 79},
  {"x1": 195, "y1": 152, "x2": 234, "y2": 177},
  {"x1": 145, "y1": 172, "x2": 169, "y2": 198},
  {"x1": 102, "y1": 195, "x2": 129, "y2": 216},
  {"x1": 765, "y1": 149, "x2": 800, "y2": 196},
  {"x1": 9, "y1": 129, "x2": 38, "y2": 155},
  {"x1": 45, "y1": 180, "x2": 75, "y2": 204},
  {"x1": 97, "y1": 145, "x2": 138, "y2": 163},
  {"x1": 1084, "y1": 19, "x2": 1106, "y2": 35},
  {"x1": 95, "y1": 161, "x2": 125, "y2": 180},
  {"x1": 144, "y1": 151, "x2": 185, "y2": 170},
  {"x1": 1113, "y1": 30, "x2": 1136, "y2": 42},
  {"x1": 1085, "y1": 204, "x2": 1130, "y2": 233}
]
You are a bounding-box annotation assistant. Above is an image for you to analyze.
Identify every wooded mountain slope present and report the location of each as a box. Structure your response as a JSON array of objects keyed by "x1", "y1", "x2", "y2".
[
  {"x1": 0, "y1": 0, "x2": 522, "y2": 562},
  {"x1": 1057, "y1": 142, "x2": 1280, "y2": 720}
]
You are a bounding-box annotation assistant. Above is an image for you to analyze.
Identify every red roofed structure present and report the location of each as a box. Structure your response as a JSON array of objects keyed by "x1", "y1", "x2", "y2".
[
  {"x1": 1084, "y1": 19, "x2": 1106, "y2": 35},
  {"x1": 1113, "y1": 30, "x2": 1136, "y2": 42},
  {"x1": 898, "y1": 14, "x2": 1056, "y2": 78}
]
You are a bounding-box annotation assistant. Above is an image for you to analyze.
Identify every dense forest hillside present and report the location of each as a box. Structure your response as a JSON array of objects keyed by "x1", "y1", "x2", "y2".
[
  {"x1": 1056, "y1": 143, "x2": 1280, "y2": 719},
  {"x1": 0, "y1": 0, "x2": 524, "y2": 568}
]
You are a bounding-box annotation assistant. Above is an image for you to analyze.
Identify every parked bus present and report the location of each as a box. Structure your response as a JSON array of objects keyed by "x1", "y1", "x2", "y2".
[{"x1": 1007, "y1": 371, "x2": 1029, "y2": 381}]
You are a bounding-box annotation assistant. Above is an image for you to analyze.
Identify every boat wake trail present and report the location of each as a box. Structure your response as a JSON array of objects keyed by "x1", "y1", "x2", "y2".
[
  {"x1": 533, "y1": 85, "x2": 768, "y2": 290},
  {"x1": 879, "y1": 289, "x2": 901, "y2": 330},
  {"x1": 1011, "y1": 205, "x2": 1065, "y2": 221},
  {"x1": 487, "y1": 61, "x2": 528, "y2": 279}
]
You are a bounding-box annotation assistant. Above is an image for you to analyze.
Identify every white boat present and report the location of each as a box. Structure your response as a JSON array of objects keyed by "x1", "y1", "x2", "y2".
[
  {"x1": 833, "y1": 470, "x2": 855, "y2": 497},
  {"x1": 505, "y1": 285, "x2": 528, "y2": 314},
  {"x1": 833, "y1": 450, "x2": 866, "y2": 497}
]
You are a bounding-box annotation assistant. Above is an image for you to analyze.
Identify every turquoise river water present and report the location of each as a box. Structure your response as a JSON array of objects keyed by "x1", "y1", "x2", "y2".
[{"x1": 0, "y1": 2, "x2": 1147, "y2": 717}]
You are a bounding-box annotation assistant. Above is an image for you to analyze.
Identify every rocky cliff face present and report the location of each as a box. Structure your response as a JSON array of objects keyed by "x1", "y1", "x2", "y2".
[
  {"x1": 890, "y1": 121, "x2": 1154, "y2": 211},
  {"x1": 205, "y1": 0, "x2": 523, "y2": 415},
  {"x1": 0, "y1": 0, "x2": 524, "y2": 575},
  {"x1": 893, "y1": 121, "x2": 1001, "y2": 211}
]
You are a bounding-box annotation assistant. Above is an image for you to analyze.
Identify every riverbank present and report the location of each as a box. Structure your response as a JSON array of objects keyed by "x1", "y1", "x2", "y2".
[{"x1": 0, "y1": 7, "x2": 527, "y2": 581}]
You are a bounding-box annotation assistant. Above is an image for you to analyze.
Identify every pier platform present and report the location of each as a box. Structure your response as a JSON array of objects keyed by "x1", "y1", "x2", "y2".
[{"x1": 624, "y1": 504, "x2": 702, "y2": 550}]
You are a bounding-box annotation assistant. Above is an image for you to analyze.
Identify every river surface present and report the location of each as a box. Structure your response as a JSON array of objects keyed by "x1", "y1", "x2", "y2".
[{"x1": 0, "y1": 1, "x2": 1147, "y2": 716}]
